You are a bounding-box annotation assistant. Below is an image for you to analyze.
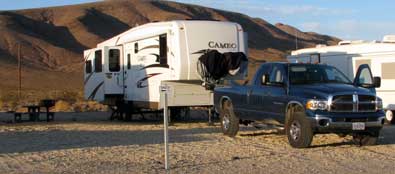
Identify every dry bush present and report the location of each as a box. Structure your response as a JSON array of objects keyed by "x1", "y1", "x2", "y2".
[
  {"x1": 72, "y1": 101, "x2": 108, "y2": 112},
  {"x1": 87, "y1": 101, "x2": 108, "y2": 111},
  {"x1": 1, "y1": 101, "x2": 18, "y2": 112},
  {"x1": 53, "y1": 90, "x2": 84, "y2": 103},
  {"x1": 54, "y1": 100, "x2": 72, "y2": 112},
  {"x1": 0, "y1": 91, "x2": 19, "y2": 105},
  {"x1": 0, "y1": 89, "x2": 107, "y2": 112},
  {"x1": 0, "y1": 100, "x2": 3, "y2": 111}
]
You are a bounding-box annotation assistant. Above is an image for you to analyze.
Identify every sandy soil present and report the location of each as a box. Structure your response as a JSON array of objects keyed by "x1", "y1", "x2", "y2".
[{"x1": 0, "y1": 112, "x2": 394, "y2": 174}]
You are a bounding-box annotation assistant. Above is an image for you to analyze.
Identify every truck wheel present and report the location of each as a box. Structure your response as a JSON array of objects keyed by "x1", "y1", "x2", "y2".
[
  {"x1": 220, "y1": 100, "x2": 239, "y2": 137},
  {"x1": 352, "y1": 131, "x2": 380, "y2": 146},
  {"x1": 286, "y1": 111, "x2": 313, "y2": 148}
]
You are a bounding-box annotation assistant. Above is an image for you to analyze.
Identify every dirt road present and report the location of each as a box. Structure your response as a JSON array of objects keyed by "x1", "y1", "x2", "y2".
[{"x1": 0, "y1": 112, "x2": 394, "y2": 174}]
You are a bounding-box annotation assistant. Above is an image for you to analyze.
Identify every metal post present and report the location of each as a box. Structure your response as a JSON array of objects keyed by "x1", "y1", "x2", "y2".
[
  {"x1": 208, "y1": 92, "x2": 214, "y2": 126},
  {"x1": 18, "y1": 44, "x2": 21, "y2": 100},
  {"x1": 208, "y1": 107, "x2": 213, "y2": 126},
  {"x1": 163, "y1": 89, "x2": 170, "y2": 171}
]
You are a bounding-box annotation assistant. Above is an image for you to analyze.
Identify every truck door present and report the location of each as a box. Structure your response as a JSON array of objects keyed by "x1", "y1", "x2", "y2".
[
  {"x1": 247, "y1": 64, "x2": 272, "y2": 119},
  {"x1": 265, "y1": 64, "x2": 287, "y2": 119},
  {"x1": 104, "y1": 46, "x2": 124, "y2": 95}
]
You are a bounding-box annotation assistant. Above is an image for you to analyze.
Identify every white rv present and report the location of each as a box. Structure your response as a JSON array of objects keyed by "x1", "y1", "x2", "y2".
[
  {"x1": 84, "y1": 20, "x2": 247, "y2": 117},
  {"x1": 287, "y1": 35, "x2": 395, "y2": 124}
]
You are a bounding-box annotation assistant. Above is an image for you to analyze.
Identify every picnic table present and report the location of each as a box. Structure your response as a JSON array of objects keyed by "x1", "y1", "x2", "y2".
[{"x1": 14, "y1": 100, "x2": 56, "y2": 123}]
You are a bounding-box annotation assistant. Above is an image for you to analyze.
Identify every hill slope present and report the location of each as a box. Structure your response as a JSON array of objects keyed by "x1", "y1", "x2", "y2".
[{"x1": 0, "y1": 0, "x2": 340, "y2": 91}]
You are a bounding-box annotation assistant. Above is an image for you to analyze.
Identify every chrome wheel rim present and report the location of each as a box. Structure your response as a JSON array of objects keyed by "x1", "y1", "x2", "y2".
[
  {"x1": 222, "y1": 113, "x2": 230, "y2": 130},
  {"x1": 386, "y1": 110, "x2": 393, "y2": 122},
  {"x1": 290, "y1": 121, "x2": 301, "y2": 141}
]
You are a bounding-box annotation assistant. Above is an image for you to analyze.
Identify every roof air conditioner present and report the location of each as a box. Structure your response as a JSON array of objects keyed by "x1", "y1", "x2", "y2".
[
  {"x1": 316, "y1": 44, "x2": 327, "y2": 48},
  {"x1": 338, "y1": 41, "x2": 351, "y2": 45},
  {"x1": 383, "y1": 35, "x2": 395, "y2": 43}
]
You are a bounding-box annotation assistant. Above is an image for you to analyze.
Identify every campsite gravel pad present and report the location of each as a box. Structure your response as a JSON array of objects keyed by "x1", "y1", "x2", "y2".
[{"x1": 0, "y1": 113, "x2": 394, "y2": 174}]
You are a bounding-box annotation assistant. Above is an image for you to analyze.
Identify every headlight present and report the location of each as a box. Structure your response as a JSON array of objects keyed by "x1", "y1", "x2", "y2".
[
  {"x1": 376, "y1": 97, "x2": 383, "y2": 111},
  {"x1": 306, "y1": 99, "x2": 328, "y2": 111}
]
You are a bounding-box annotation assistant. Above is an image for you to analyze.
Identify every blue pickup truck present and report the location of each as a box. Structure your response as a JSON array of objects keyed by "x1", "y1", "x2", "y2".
[{"x1": 214, "y1": 62, "x2": 385, "y2": 148}]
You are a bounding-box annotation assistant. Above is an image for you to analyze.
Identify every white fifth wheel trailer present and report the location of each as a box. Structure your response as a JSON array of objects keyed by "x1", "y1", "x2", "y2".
[
  {"x1": 84, "y1": 20, "x2": 248, "y2": 119},
  {"x1": 287, "y1": 35, "x2": 395, "y2": 124}
]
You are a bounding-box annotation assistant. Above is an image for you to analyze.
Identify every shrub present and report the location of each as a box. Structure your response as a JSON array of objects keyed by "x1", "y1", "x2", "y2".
[
  {"x1": 71, "y1": 101, "x2": 108, "y2": 112},
  {"x1": 0, "y1": 100, "x2": 3, "y2": 111},
  {"x1": 54, "y1": 100, "x2": 72, "y2": 112}
]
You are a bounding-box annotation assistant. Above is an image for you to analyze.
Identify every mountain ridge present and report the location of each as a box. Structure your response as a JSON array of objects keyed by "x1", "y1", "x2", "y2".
[{"x1": 0, "y1": 0, "x2": 341, "y2": 91}]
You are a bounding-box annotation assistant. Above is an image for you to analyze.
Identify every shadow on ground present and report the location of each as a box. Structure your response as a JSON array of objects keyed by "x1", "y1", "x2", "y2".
[{"x1": 0, "y1": 126, "x2": 219, "y2": 154}]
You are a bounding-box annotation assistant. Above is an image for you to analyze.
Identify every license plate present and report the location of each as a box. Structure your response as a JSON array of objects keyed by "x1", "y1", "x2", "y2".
[{"x1": 352, "y1": 122, "x2": 365, "y2": 130}]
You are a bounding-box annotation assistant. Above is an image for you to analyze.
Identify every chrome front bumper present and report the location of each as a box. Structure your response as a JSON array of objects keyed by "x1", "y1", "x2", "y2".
[{"x1": 310, "y1": 116, "x2": 385, "y2": 132}]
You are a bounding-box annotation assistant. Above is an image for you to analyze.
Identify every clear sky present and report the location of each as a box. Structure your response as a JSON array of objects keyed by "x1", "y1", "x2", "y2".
[
  {"x1": 0, "y1": 0, "x2": 99, "y2": 10},
  {"x1": 1, "y1": 0, "x2": 393, "y2": 41}
]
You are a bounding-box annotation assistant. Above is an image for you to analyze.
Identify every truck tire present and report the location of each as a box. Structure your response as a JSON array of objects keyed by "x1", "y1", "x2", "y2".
[
  {"x1": 220, "y1": 100, "x2": 239, "y2": 137},
  {"x1": 286, "y1": 111, "x2": 313, "y2": 148},
  {"x1": 352, "y1": 131, "x2": 380, "y2": 146}
]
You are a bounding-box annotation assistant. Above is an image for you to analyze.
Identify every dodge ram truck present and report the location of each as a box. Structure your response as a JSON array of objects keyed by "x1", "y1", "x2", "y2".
[{"x1": 214, "y1": 62, "x2": 385, "y2": 148}]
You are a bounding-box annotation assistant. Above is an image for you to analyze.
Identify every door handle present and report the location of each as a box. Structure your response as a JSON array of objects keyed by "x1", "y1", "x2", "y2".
[
  {"x1": 273, "y1": 102, "x2": 284, "y2": 105},
  {"x1": 247, "y1": 89, "x2": 252, "y2": 96}
]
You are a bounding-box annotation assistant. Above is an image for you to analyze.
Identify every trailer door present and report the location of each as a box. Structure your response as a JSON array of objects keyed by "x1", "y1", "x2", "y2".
[
  {"x1": 104, "y1": 46, "x2": 124, "y2": 95},
  {"x1": 84, "y1": 48, "x2": 105, "y2": 102}
]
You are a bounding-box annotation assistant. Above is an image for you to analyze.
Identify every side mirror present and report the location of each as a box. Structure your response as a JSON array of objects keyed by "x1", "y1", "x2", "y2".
[
  {"x1": 243, "y1": 79, "x2": 249, "y2": 86},
  {"x1": 373, "y1": 76, "x2": 381, "y2": 88},
  {"x1": 261, "y1": 74, "x2": 269, "y2": 85},
  {"x1": 354, "y1": 64, "x2": 376, "y2": 88}
]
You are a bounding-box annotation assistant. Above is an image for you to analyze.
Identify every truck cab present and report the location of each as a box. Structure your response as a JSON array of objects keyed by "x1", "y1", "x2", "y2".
[{"x1": 214, "y1": 62, "x2": 385, "y2": 148}]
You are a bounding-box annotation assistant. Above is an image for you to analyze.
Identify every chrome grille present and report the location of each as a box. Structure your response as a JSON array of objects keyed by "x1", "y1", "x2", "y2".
[
  {"x1": 358, "y1": 95, "x2": 376, "y2": 112},
  {"x1": 330, "y1": 94, "x2": 376, "y2": 112}
]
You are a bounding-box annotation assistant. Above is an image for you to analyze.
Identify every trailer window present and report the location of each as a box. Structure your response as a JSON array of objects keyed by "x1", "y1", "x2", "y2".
[
  {"x1": 94, "y1": 50, "x2": 102, "y2": 72},
  {"x1": 159, "y1": 34, "x2": 167, "y2": 65},
  {"x1": 85, "y1": 60, "x2": 92, "y2": 74},
  {"x1": 354, "y1": 59, "x2": 371, "y2": 71},
  {"x1": 382, "y1": 63, "x2": 395, "y2": 79},
  {"x1": 127, "y1": 54, "x2": 131, "y2": 70},
  {"x1": 310, "y1": 54, "x2": 320, "y2": 63},
  {"x1": 134, "y1": 43, "x2": 138, "y2": 53},
  {"x1": 109, "y1": 49, "x2": 120, "y2": 72}
]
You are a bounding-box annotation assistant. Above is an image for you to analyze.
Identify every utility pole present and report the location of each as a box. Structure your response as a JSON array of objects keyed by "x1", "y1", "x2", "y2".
[
  {"x1": 295, "y1": 28, "x2": 298, "y2": 50},
  {"x1": 18, "y1": 43, "x2": 22, "y2": 100}
]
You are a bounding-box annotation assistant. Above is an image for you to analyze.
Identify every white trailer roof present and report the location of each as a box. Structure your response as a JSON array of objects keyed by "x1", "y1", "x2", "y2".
[
  {"x1": 97, "y1": 20, "x2": 241, "y2": 47},
  {"x1": 291, "y1": 42, "x2": 395, "y2": 56},
  {"x1": 97, "y1": 21, "x2": 173, "y2": 47}
]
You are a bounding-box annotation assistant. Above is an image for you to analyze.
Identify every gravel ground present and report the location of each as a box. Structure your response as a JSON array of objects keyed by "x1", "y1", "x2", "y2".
[{"x1": 0, "y1": 112, "x2": 394, "y2": 174}]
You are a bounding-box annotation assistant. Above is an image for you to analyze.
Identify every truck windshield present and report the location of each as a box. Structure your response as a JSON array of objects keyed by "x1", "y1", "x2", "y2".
[{"x1": 289, "y1": 64, "x2": 352, "y2": 85}]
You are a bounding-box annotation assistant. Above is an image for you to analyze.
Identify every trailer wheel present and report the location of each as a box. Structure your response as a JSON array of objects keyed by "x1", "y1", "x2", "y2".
[
  {"x1": 220, "y1": 100, "x2": 239, "y2": 137},
  {"x1": 385, "y1": 110, "x2": 395, "y2": 124},
  {"x1": 170, "y1": 107, "x2": 190, "y2": 121},
  {"x1": 285, "y1": 110, "x2": 313, "y2": 148}
]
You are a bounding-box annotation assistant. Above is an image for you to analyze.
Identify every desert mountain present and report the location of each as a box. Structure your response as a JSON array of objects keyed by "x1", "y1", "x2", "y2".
[
  {"x1": 0, "y1": 0, "x2": 340, "y2": 91},
  {"x1": 275, "y1": 23, "x2": 338, "y2": 46}
]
